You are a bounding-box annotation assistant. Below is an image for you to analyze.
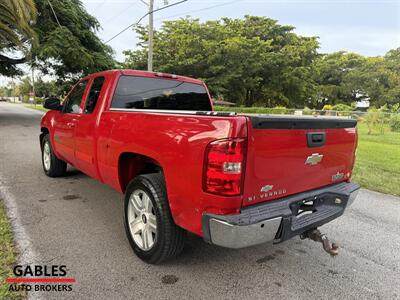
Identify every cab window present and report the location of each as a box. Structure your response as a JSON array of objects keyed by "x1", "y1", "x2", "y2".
[
  {"x1": 84, "y1": 76, "x2": 105, "y2": 114},
  {"x1": 111, "y1": 76, "x2": 211, "y2": 111},
  {"x1": 63, "y1": 80, "x2": 88, "y2": 114}
]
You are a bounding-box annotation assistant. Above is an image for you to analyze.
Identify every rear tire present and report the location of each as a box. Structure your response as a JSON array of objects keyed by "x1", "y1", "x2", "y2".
[
  {"x1": 124, "y1": 173, "x2": 186, "y2": 264},
  {"x1": 41, "y1": 134, "x2": 67, "y2": 177}
]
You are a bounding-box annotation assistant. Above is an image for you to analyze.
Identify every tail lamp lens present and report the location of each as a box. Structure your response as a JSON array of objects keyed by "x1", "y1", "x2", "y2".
[
  {"x1": 349, "y1": 127, "x2": 358, "y2": 180},
  {"x1": 203, "y1": 138, "x2": 246, "y2": 196}
]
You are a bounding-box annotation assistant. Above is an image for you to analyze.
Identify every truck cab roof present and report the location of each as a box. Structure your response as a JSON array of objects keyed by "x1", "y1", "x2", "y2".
[{"x1": 85, "y1": 69, "x2": 204, "y2": 85}]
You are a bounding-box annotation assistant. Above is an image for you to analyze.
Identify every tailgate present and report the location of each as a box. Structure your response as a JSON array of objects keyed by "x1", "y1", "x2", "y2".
[{"x1": 242, "y1": 115, "x2": 357, "y2": 207}]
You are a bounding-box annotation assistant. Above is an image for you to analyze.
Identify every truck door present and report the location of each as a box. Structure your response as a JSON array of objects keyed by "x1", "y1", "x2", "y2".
[
  {"x1": 74, "y1": 76, "x2": 106, "y2": 179},
  {"x1": 53, "y1": 80, "x2": 88, "y2": 165}
]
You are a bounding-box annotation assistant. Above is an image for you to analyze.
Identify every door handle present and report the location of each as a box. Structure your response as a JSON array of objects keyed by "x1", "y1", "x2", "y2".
[
  {"x1": 67, "y1": 122, "x2": 75, "y2": 128},
  {"x1": 307, "y1": 132, "x2": 326, "y2": 148}
]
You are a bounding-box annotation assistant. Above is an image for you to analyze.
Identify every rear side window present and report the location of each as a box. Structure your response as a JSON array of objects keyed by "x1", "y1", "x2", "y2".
[
  {"x1": 111, "y1": 76, "x2": 212, "y2": 111},
  {"x1": 63, "y1": 80, "x2": 88, "y2": 114},
  {"x1": 85, "y1": 76, "x2": 105, "y2": 114}
]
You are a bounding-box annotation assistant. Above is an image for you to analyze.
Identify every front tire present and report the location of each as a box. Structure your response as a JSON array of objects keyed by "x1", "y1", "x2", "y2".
[
  {"x1": 41, "y1": 134, "x2": 67, "y2": 177},
  {"x1": 124, "y1": 173, "x2": 185, "y2": 264}
]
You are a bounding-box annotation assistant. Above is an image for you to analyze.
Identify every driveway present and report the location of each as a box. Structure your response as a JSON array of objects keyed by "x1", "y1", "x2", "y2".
[{"x1": 0, "y1": 102, "x2": 399, "y2": 299}]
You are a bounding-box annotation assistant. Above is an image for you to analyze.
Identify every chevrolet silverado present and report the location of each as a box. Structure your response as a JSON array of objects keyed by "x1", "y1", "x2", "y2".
[{"x1": 40, "y1": 70, "x2": 359, "y2": 264}]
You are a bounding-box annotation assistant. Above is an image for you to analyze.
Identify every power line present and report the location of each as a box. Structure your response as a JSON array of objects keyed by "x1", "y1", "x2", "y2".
[
  {"x1": 154, "y1": 0, "x2": 242, "y2": 22},
  {"x1": 47, "y1": 0, "x2": 61, "y2": 27},
  {"x1": 91, "y1": 0, "x2": 107, "y2": 14},
  {"x1": 97, "y1": 0, "x2": 107, "y2": 9},
  {"x1": 104, "y1": 12, "x2": 149, "y2": 44},
  {"x1": 105, "y1": 0, "x2": 188, "y2": 44},
  {"x1": 102, "y1": 1, "x2": 139, "y2": 25}
]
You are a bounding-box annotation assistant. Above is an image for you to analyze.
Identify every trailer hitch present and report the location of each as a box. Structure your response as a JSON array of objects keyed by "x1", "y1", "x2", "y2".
[{"x1": 300, "y1": 229, "x2": 339, "y2": 256}]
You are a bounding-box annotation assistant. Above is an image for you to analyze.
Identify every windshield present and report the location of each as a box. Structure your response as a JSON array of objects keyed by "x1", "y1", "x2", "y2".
[{"x1": 111, "y1": 75, "x2": 212, "y2": 111}]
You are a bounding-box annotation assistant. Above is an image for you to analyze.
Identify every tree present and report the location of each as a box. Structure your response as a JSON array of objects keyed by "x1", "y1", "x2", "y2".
[
  {"x1": 17, "y1": 77, "x2": 32, "y2": 96},
  {"x1": 0, "y1": 0, "x2": 37, "y2": 76},
  {"x1": 380, "y1": 48, "x2": 400, "y2": 107},
  {"x1": 35, "y1": 78, "x2": 57, "y2": 97},
  {"x1": 124, "y1": 16, "x2": 398, "y2": 109},
  {"x1": 314, "y1": 48, "x2": 400, "y2": 109},
  {"x1": 124, "y1": 16, "x2": 319, "y2": 107},
  {"x1": 31, "y1": 0, "x2": 115, "y2": 80},
  {"x1": 313, "y1": 51, "x2": 366, "y2": 107},
  {"x1": 1, "y1": 0, "x2": 115, "y2": 79}
]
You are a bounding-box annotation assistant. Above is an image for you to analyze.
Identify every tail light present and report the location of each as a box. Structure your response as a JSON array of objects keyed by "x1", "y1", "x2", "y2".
[
  {"x1": 349, "y1": 128, "x2": 358, "y2": 180},
  {"x1": 203, "y1": 138, "x2": 246, "y2": 196}
]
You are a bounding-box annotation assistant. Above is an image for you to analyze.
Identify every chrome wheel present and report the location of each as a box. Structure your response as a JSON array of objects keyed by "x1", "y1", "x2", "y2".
[
  {"x1": 43, "y1": 142, "x2": 51, "y2": 171},
  {"x1": 127, "y1": 189, "x2": 157, "y2": 251}
]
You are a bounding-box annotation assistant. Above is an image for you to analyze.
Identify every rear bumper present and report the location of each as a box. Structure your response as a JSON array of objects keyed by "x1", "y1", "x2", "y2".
[{"x1": 202, "y1": 182, "x2": 360, "y2": 249}]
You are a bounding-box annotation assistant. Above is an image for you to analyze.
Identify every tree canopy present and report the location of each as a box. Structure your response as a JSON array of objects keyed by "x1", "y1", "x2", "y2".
[
  {"x1": 32, "y1": 0, "x2": 115, "y2": 79},
  {"x1": 0, "y1": 0, "x2": 37, "y2": 76},
  {"x1": 314, "y1": 49, "x2": 400, "y2": 108},
  {"x1": 124, "y1": 16, "x2": 319, "y2": 108},
  {"x1": 2, "y1": 7, "x2": 398, "y2": 109},
  {"x1": 123, "y1": 16, "x2": 399, "y2": 109},
  {"x1": 0, "y1": 0, "x2": 115, "y2": 79}
]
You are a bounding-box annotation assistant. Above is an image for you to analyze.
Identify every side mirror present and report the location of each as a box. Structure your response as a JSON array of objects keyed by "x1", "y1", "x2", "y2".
[{"x1": 43, "y1": 97, "x2": 62, "y2": 111}]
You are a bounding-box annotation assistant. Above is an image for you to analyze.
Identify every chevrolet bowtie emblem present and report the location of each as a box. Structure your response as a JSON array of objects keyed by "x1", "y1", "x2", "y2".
[
  {"x1": 305, "y1": 153, "x2": 323, "y2": 166},
  {"x1": 260, "y1": 185, "x2": 273, "y2": 193}
]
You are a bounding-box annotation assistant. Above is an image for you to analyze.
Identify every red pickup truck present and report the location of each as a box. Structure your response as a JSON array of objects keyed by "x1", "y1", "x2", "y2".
[{"x1": 40, "y1": 70, "x2": 359, "y2": 264}]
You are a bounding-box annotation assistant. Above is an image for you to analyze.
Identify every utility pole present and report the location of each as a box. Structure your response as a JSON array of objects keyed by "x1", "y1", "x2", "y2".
[
  {"x1": 147, "y1": 0, "x2": 154, "y2": 72},
  {"x1": 126, "y1": 0, "x2": 184, "y2": 71},
  {"x1": 31, "y1": 65, "x2": 35, "y2": 106},
  {"x1": 11, "y1": 78, "x2": 15, "y2": 103}
]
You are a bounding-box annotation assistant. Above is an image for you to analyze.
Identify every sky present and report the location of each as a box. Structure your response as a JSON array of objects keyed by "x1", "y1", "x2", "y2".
[{"x1": 81, "y1": 0, "x2": 400, "y2": 61}]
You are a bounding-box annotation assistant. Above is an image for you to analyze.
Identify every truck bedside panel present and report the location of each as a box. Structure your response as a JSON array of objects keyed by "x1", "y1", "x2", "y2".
[{"x1": 97, "y1": 111, "x2": 248, "y2": 236}]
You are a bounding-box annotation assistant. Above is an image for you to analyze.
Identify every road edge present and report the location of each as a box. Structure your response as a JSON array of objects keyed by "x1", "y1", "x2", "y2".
[{"x1": 0, "y1": 174, "x2": 41, "y2": 300}]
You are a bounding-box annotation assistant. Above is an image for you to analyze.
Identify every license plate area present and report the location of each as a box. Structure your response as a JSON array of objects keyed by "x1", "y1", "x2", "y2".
[{"x1": 289, "y1": 196, "x2": 319, "y2": 218}]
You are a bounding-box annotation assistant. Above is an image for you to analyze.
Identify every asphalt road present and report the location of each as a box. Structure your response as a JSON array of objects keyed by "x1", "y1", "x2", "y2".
[{"x1": 1, "y1": 102, "x2": 399, "y2": 300}]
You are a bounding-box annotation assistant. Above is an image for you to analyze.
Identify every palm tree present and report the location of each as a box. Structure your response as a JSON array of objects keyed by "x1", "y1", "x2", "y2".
[{"x1": 0, "y1": 0, "x2": 37, "y2": 70}]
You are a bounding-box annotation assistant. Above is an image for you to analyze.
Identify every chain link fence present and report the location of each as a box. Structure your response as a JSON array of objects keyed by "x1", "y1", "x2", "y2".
[
  {"x1": 214, "y1": 106, "x2": 400, "y2": 135},
  {"x1": 281, "y1": 109, "x2": 398, "y2": 135}
]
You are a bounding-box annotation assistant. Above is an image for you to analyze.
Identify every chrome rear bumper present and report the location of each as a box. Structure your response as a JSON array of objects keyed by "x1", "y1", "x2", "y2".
[
  {"x1": 208, "y1": 217, "x2": 282, "y2": 249},
  {"x1": 203, "y1": 182, "x2": 360, "y2": 249}
]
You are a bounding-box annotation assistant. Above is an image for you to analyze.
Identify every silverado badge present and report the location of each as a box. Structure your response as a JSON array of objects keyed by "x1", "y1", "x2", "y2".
[
  {"x1": 248, "y1": 185, "x2": 286, "y2": 202},
  {"x1": 332, "y1": 172, "x2": 344, "y2": 182},
  {"x1": 305, "y1": 153, "x2": 323, "y2": 166}
]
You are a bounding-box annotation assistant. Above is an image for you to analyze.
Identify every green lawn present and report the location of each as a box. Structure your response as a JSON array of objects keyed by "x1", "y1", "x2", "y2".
[
  {"x1": 352, "y1": 123, "x2": 400, "y2": 196},
  {"x1": 24, "y1": 104, "x2": 48, "y2": 112},
  {"x1": 0, "y1": 200, "x2": 25, "y2": 300}
]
